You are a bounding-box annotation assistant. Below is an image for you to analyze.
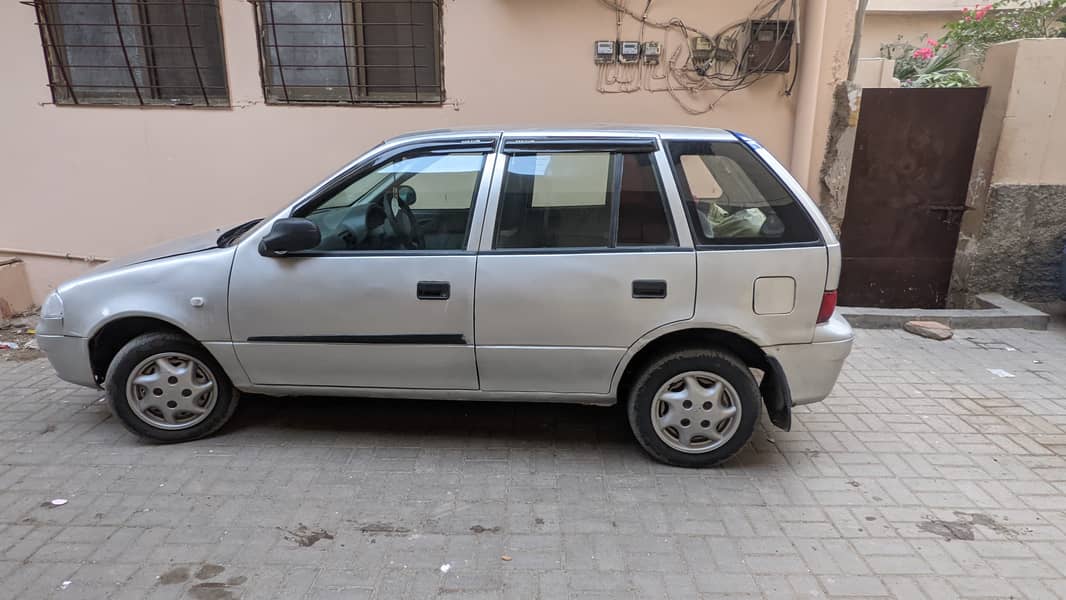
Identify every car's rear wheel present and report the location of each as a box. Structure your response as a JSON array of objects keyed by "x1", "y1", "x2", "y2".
[
  {"x1": 627, "y1": 348, "x2": 760, "y2": 467},
  {"x1": 105, "y1": 332, "x2": 238, "y2": 442}
]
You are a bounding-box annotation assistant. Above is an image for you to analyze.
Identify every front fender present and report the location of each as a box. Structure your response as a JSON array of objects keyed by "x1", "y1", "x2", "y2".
[{"x1": 57, "y1": 248, "x2": 235, "y2": 342}]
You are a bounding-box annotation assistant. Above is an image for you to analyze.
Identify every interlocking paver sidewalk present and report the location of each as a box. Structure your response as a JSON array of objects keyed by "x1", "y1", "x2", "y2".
[{"x1": 2, "y1": 327, "x2": 1066, "y2": 599}]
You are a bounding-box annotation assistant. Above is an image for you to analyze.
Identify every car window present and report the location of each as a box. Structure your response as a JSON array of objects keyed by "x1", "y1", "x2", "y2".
[
  {"x1": 305, "y1": 153, "x2": 486, "y2": 252},
  {"x1": 617, "y1": 153, "x2": 674, "y2": 246},
  {"x1": 496, "y1": 153, "x2": 611, "y2": 249},
  {"x1": 667, "y1": 140, "x2": 819, "y2": 244},
  {"x1": 495, "y1": 151, "x2": 675, "y2": 249},
  {"x1": 528, "y1": 154, "x2": 611, "y2": 208}
]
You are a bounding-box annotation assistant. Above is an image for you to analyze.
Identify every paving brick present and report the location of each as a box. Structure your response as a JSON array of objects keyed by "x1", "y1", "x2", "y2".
[
  {"x1": 818, "y1": 575, "x2": 888, "y2": 596},
  {"x1": 692, "y1": 572, "x2": 758, "y2": 594},
  {"x1": 5, "y1": 328, "x2": 1066, "y2": 598},
  {"x1": 948, "y1": 576, "x2": 1019, "y2": 598}
]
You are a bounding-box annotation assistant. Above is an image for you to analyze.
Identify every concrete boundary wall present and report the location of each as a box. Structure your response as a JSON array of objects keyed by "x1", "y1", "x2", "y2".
[{"x1": 951, "y1": 39, "x2": 1066, "y2": 304}]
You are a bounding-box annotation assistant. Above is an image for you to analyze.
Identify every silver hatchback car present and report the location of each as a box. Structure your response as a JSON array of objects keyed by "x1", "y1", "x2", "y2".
[{"x1": 37, "y1": 126, "x2": 852, "y2": 467}]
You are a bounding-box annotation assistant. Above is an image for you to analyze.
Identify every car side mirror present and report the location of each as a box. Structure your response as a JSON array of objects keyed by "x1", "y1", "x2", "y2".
[{"x1": 258, "y1": 218, "x2": 321, "y2": 256}]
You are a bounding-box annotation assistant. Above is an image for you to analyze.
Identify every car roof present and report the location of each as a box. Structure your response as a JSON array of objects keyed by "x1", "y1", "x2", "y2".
[{"x1": 384, "y1": 125, "x2": 739, "y2": 144}]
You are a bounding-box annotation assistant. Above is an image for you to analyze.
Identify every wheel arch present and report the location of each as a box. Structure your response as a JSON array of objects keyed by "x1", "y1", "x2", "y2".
[
  {"x1": 88, "y1": 315, "x2": 198, "y2": 385},
  {"x1": 614, "y1": 325, "x2": 791, "y2": 431}
]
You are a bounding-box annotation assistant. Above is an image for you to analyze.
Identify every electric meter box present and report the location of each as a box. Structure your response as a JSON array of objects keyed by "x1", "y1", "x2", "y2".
[
  {"x1": 594, "y1": 40, "x2": 616, "y2": 64},
  {"x1": 618, "y1": 41, "x2": 640, "y2": 63},
  {"x1": 642, "y1": 41, "x2": 661, "y2": 64},
  {"x1": 746, "y1": 20, "x2": 794, "y2": 72}
]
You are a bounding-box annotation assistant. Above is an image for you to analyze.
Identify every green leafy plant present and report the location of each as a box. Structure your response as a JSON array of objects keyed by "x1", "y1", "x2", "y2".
[
  {"x1": 879, "y1": 36, "x2": 929, "y2": 81},
  {"x1": 945, "y1": 0, "x2": 1066, "y2": 56},
  {"x1": 910, "y1": 68, "x2": 980, "y2": 88},
  {"x1": 881, "y1": 1, "x2": 1066, "y2": 87},
  {"x1": 880, "y1": 38, "x2": 974, "y2": 87}
]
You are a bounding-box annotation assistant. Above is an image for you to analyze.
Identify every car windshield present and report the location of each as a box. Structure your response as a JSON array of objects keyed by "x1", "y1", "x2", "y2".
[{"x1": 310, "y1": 154, "x2": 485, "y2": 214}]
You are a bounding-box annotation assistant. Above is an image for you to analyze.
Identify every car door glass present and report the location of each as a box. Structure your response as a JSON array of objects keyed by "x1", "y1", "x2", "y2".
[
  {"x1": 495, "y1": 151, "x2": 676, "y2": 249},
  {"x1": 305, "y1": 153, "x2": 486, "y2": 252},
  {"x1": 496, "y1": 153, "x2": 612, "y2": 249},
  {"x1": 617, "y1": 153, "x2": 675, "y2": 246},
  {"x1": 668, "y1": 141, "x2": 819, "y2": 244}
]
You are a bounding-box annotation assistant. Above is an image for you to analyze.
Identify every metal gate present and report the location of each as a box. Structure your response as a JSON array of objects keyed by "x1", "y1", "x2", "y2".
[{"x1": 838, "y1": 87, "x2": 987, "y2": 308}]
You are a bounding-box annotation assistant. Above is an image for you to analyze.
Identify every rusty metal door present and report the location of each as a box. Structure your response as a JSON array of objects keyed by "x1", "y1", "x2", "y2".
[{"x1": 838, "y1": 87, "x2": 987, "y2": 308}]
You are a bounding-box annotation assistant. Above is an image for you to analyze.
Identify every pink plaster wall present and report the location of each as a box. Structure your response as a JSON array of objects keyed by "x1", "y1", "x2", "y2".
[{"x1": 0, "y1": 0, "x2": 851, "y2": 301}]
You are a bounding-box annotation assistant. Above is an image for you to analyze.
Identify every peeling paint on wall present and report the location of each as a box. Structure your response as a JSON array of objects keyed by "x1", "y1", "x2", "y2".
[{"x1": 818, "y1": 81, "x2": 862, "y2": 233}]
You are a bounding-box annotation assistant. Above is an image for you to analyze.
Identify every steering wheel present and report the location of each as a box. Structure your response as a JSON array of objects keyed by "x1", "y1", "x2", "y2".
[{"x1": 382, "y1": 186, "x2": 424, "y2": 249}]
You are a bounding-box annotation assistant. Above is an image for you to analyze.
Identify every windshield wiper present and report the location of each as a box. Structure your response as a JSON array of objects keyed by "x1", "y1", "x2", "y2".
[{"x1": 217, "y1": 219, "x2": 263, "y2": 247}]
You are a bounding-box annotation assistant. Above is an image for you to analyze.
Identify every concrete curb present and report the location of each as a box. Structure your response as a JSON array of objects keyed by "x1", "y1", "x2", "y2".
[{"x1": 840, "y1": 293, "x2": 1050, "y2": 330}]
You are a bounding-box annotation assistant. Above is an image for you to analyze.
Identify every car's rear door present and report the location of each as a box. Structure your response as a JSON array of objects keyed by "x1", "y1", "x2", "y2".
[{"x1": 473, "y1": 136, "x2": 696, "y2": 394}]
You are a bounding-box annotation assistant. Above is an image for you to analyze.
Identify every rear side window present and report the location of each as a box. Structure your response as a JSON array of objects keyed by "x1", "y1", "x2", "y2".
[
  {"x1": 666, "y1": 140, "x2": 819, "y2": 245},
  {"x1": 495, "y1": 152, "x2": 675, "y2": 249}
]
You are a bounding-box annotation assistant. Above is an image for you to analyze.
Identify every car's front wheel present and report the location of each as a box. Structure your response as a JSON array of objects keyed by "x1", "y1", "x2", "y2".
[
  {"x1": 627, "y1": 348, "x2": 760, "y2": 467},
  {"x1": 105, "y1": 332, "x2": 238, "y2": 442}
]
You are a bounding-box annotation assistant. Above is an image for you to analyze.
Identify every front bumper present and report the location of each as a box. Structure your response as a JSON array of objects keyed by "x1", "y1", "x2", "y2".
[
  {"x1": 36, "y1": 334, "x2": 97, "y2": 388},
  {"x1": 763, "y1": 312, "x2": 853, "y2": 405}
]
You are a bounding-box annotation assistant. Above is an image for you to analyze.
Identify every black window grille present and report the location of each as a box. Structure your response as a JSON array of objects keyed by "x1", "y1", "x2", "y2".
[
  {"x1": 252, "y1": 0, "x2": 443, "y2": 104},
  {"x1": 31, "y1": 0, "x2": 229, "y2": 107}
]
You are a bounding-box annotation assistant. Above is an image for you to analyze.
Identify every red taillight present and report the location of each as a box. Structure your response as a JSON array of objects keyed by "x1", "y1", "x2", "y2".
[{"x1": 817, "y1": 290, "x2": 837, "y2": 323}]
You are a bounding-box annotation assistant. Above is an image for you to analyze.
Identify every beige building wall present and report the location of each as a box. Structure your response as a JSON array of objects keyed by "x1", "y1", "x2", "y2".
[
  {"x1": 859, "y1": 12, "x2": 953, "y2": 58},
  {"x1": 988, "y1": 39, "x2": 1066, "y2": 186},
  {"x1": 791, "y1": 0, "x2": 860, "y2": 198},
  {"x1": 0, "y1": 0, "x2": 855, "y2": 302},
  {"x1": 854, "y1": 58, "x2": 900, "y2": 88}
]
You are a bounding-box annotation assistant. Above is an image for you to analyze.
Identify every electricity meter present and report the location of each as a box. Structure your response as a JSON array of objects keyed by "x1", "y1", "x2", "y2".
[
  {"x1": 594, "y1": 40, "x2": 615, "y2": 64},
  {"x1": 690, "y1": 36, "x2": 713, "y2": 64},
  {"x1": 619, "y1": 41, "x2": 640, "y2": 63},
  {"x1": 642, "y1": 41, "x2": 661, "y2": 64}
]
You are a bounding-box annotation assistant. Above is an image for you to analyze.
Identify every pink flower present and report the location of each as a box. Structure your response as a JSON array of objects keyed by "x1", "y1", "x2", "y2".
[
  {"x1": 912, "y1": 47, "x2": 935, "y2": 60},
  {"x1": 975, "y1": 4, "x2": 991, "y2": 19}
]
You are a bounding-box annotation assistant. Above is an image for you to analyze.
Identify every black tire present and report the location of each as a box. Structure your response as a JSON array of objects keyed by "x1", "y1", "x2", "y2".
[
  {"x1": 105, "y1": 332, "x2": 239, "y2": 443},
  {"x1": 627, "y1": 348, "x2": 760, "y2": 467}
]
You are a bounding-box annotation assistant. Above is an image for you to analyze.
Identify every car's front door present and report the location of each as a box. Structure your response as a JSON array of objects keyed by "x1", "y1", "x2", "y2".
[
  {"x1": 473, "y1": 137, "x2": 696, "y2": 394},
  {"x1": 229, "y1": 139, "x2": 497, "y2": 389}
]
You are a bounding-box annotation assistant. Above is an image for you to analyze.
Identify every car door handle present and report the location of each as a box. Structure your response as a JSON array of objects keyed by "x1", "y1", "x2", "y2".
[
  {"x1": 632, "y1": 279, "x2": 667, "y2": 298},
  {"x1": 417, "y1": 281, "x2": 450, "y2": 300}
]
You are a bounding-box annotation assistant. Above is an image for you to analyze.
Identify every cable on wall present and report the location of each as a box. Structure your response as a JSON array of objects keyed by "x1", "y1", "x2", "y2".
[{"x1": 594, "y1": 0, "x2": 800, "y2": 114}]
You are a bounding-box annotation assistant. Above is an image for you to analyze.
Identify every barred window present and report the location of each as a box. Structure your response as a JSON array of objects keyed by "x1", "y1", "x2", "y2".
[
  {"x1": 32, "y1": 0, "x2": 229, "y2": 106},
  {"x1": 254, "y1": 0, "x2": 443, "y2": 104}
]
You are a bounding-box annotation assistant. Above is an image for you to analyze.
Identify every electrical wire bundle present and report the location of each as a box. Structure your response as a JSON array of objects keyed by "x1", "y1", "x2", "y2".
[{"x1": 595, "y1": 0, "x2": 800, "y2": 114}]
